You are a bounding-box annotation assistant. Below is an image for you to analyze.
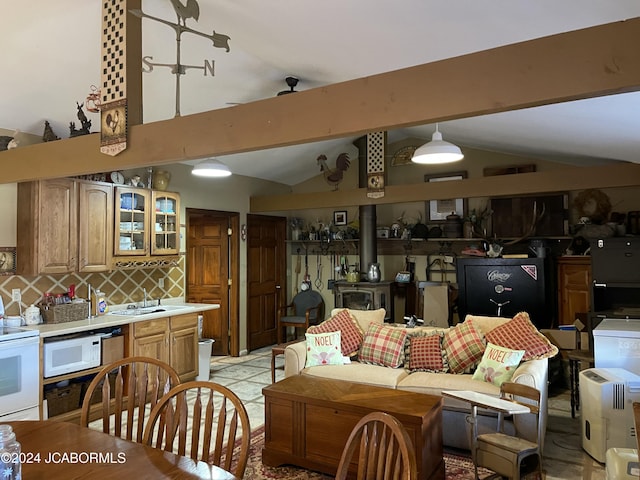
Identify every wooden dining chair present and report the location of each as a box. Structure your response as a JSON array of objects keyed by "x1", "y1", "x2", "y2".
[
  {"x1": 80, "y1": 356, "x2": 180, "y2": 443},
  {"x1": 142, "y1": 380, "x2": 251, "y2": 479},
  {"x1": 335, "y1": 411, "x2": 418, "y2": 480},
  {"x1": 473, "y1": 382, "x2": 543, "y2": 480}
]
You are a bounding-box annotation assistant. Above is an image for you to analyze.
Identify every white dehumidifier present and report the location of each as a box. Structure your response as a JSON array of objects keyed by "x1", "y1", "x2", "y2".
[{"x1": 580, "y1": 368, "x2": 640, "y2": 463}]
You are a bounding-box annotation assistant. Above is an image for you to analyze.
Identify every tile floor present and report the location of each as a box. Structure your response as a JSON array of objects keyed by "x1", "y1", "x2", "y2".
[{"x1": 208, "y1": 347, "x2": 607, "y2": 479}]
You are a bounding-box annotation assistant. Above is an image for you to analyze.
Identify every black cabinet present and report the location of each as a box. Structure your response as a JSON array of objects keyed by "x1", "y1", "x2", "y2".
[{"x1": 456, "y1": 257, "x2": 555, "y2": 328}]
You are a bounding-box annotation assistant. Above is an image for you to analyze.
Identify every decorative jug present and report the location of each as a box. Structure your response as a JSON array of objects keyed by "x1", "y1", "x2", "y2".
[
  {"x1": 367, "y1": 263, "x2": 381, "y2": 283},
  {"x1": 24, "y1": 304, "x2": 41, "y2": 325},
  {"x1": 152, "y1": 170, "x2": 171, "y2": 191}
]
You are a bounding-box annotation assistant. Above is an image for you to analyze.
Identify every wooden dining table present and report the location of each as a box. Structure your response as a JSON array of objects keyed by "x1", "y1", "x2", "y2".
[{"x1": 6, "y1": 421, "x2": 237, "y2": 480}]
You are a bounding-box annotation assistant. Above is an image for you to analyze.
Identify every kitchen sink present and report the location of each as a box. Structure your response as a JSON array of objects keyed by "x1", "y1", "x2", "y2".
[{"x1": 109, "y1": 305, "x2": 190, "y2": 316}]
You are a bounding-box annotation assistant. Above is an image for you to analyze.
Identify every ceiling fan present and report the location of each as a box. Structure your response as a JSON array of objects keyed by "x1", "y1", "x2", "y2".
[{"x1": 277, "y1": 76, "x2": 299, "y2": 96}]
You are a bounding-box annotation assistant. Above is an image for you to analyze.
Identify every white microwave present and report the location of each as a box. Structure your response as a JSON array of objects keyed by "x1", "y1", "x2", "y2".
[{"x1": 43, "y1": 334, "x2": 102, "y2": 378}]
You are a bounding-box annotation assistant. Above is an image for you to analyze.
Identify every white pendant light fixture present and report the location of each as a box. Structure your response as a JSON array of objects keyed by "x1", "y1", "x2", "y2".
[
  {"x1": 411, "y1": 123, "x2": 464, "y2": 164},
  {"x1": 191, "y1": 158, "x2": 232, "y2": 177}
]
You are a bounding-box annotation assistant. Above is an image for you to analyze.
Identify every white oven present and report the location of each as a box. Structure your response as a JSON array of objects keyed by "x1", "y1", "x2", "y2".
[
  {"x1": 43, "y1": 333, "x2": 102, "y2": 378},
  {"x1": 0, "y1": 327, "x2": 40, "y2": 420}
]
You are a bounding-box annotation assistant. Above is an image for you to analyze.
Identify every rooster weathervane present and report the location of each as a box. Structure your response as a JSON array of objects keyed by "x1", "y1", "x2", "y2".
[
  {"x1": 317, "y1": 153, "x2": 350, "y2": 191},
  {"x1": 130, "y1": 0, "x2": 231, "y2": 117}
]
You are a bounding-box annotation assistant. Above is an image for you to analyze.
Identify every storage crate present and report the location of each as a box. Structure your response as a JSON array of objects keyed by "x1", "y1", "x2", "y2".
[
  {"x1": 45, "y1": 383, "x2": 82, "y2": 417},
  {"x1": 42, "y1": 303, "x2": 89, "y2": 323}
]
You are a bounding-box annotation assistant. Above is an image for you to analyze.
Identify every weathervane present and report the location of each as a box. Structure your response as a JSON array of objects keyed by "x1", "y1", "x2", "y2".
[{"x1": 130, "y1": 0, "x2": 231, "y2": 117}]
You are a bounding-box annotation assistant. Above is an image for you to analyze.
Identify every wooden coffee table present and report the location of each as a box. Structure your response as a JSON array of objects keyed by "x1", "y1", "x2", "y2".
[{"x1": 262, "y1": 375, "x2": 444, "y2": 479}]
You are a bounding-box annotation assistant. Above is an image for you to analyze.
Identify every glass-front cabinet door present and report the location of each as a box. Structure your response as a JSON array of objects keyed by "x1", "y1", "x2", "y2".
[
  {"x1": 115, "y1": 187, "x2": 150, "y2": 256},
  {"x1": 151, "y1": 191, "x2": 180, "y2": 255}
]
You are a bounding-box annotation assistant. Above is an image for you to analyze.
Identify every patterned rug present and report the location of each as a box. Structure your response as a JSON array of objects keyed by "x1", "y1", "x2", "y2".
[{"x1": 239, "y1": 426, "x2": 494, "y2": 480}]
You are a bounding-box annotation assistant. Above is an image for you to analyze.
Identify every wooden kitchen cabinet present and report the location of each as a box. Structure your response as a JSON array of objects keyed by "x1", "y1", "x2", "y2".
[
  {"x1": 151, "y1": 191, "x2": 180, "y2": 255},
  {"x1": 169, "y1": 314, "x2": 199, "y2": 381},
  {"x1": 557, "y1": 256, "x2": 592, "y2": 325},
  {"x1": 115, "y1": 188, "x2": 180, "y2": 257},
  {"x1": 17, "y1": 179, "x2": 113, "y2": 275},
  {"x1": 78, "y1": 181, "x2": 114, "y2": 272},
  {"x1": 132, "y1": 314, "x2": 198, "y2": 382},
  {"x1": 115, "y1": 187, "x2": 150, "y2": 256}
]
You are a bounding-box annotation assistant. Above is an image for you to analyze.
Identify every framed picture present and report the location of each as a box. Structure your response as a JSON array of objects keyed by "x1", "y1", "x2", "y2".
[
  {"x1": 424, "y1": 171, "x2": 467, "y2": 221},
  {"x1": 334, "y1": 211, "x2": 347, "y2": 226},
  {"x1": 0, "y1": 247, "x2": 16, "y2": 276}
]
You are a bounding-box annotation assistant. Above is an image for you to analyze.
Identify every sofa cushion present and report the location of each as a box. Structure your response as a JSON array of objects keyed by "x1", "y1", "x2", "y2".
[
  {"x1": 331, "y1": 308, "x2": 386, "y2": 332},
  {"x1": 308, "y1": 309, "x2": 363, "y2": 357},
  {"x1": 485, "y1": 311, "x2": 558, "y2": 361},
  {"x1": 472, "y1": 342, "x2": 525, "y2": 386},
  {"x1": 442, "y1": 320, "x2": 486, "y2": 373},
  {"x1": 398, "y1": 371, "x2": 500, "y2": 408},
  {"x1": 359, "y1": 324, "x2": 408, "y2": 368},
  {"x1": 305, "y1": 331, "x2": 343, "y2": 367},
  {"x1": 302, "y1": 362, "x2": 408, "y2": 388},
  {"x1": 404, "y1": 331, "x2": 448, "y2": 373}
]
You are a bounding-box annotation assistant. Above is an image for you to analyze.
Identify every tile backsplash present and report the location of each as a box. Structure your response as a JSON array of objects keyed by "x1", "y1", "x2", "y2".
[{"x1": 0, "y1": 258, "x2": 185, "y2": 316}]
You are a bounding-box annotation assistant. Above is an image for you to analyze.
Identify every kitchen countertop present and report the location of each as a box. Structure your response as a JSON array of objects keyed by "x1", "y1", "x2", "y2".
[{"x1": 23, "y1": 301, "x2": 219, "y2": 338}]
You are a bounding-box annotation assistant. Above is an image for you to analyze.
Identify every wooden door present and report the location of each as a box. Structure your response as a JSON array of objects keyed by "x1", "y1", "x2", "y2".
[
  {"x1": 78, "y1": 181, "x2": 113, "y2": 272},
  {"x1": 186, "y1": 210, "x2": 238, "y2": 356},
  {"x1": 246, "y1": 214, "x2": 287, "y2": 351},
  {"x1": 557, "y1": 257, "x2": 592, "y2": 325}
]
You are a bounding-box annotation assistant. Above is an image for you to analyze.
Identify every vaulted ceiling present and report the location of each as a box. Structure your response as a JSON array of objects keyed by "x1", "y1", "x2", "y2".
[{"x1": 3, "y1": 1, "x2": 640, "y2": 185}]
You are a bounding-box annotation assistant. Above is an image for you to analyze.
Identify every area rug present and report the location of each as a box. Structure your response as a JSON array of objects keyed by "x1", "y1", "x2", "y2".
[{"x1": 237, "y1": 426, "x2": 495, "y2": 480}]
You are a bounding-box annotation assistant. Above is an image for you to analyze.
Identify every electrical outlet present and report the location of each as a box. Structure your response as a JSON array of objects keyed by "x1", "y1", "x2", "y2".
[
  {"x1": 158, "y1": 278, "x2": 165, "y2": 289},
  {"x1": 11, "y1": 288, "x2": 21, "y2": 302},
  {"x1": 443, "y1": 255, "x2": 455, "y2": 264}
]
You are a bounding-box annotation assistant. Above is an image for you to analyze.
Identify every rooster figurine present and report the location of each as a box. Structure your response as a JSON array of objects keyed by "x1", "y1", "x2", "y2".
[{"x1": 317, "y1": 153, "x2": 350, "y2": 190}]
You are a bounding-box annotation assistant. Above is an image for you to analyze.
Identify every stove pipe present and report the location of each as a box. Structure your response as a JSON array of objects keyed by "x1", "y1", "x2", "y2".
[{"x1": 354, "y1": 136, "x2": 377, "y2": 279}]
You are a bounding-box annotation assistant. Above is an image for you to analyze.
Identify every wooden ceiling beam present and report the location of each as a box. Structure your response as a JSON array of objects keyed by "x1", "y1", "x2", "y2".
[{"x1": 1, "y1": 17, "x2": 639, "y2": 184}]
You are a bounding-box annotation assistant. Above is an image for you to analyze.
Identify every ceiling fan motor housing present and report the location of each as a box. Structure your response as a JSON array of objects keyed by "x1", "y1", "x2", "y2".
[{"x1": 277, "y1": 76, "x2": 299, "y2": 95}]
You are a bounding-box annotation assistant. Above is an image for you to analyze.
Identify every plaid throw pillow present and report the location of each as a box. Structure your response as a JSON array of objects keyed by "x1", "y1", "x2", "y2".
[
  {"x1": 485, "y1": 311, "x2": 558, "y2": 361},
  {"x1": 443, "y1": 321, "x2": 486, "y2": 373},
  {"x1": 359, "y1": 324, "x2": 408, "y2": 368},
  {"x1": 404, "y1": 331, "x2": 448, "y2": 373},
  {"x1": 308, "y1": 309, "x2": 364, "y2": 357}
]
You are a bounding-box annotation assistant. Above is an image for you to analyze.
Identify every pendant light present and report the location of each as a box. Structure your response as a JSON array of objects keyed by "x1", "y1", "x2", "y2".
[
  {"x1": 191, "y1": 158, "x2": 232, "y2": 177},
  {"x1": 411, "y1": 123, "x2": 464, "y2": 164}
]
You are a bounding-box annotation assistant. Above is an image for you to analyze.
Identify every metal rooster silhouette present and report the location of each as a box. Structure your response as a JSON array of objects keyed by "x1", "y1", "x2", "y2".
[{"x1": 317, "y1": 153, "x2": 350, "y2": 190}]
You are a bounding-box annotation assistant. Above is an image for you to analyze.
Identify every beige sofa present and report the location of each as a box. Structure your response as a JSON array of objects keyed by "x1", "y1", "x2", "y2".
[{"x1": 284, "y1": 308, "x2": 551, "y2": 451}]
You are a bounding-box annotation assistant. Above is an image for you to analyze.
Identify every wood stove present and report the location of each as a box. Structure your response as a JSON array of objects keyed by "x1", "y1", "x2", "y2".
[{"x1": 333, "y1": 281, "x2": 394, "y2": 322}]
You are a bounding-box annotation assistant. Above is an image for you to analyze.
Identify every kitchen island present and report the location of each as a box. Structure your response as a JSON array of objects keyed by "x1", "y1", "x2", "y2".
[{"x1": 27, "y1": 301, "x2": 220, "y2": 422}]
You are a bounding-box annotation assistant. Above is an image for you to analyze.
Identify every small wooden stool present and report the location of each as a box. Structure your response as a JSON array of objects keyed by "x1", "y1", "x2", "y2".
[{"x1": 271, "y1": 339, "x2": 304, "y2": 383}]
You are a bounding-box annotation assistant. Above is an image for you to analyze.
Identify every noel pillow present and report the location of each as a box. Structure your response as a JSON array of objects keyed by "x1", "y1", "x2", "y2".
[
  {"x1": 305, "y1": 331, "x2": 343, "y2": 367},
  {"x1": 472, "y1": 342, "x2": 525, "y2": 387}
]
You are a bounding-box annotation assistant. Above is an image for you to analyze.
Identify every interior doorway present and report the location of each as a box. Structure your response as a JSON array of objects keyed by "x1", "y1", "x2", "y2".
[
  {"x1": 246, "y1": 214, "x2": 287, "y2": 352},
  {"x1": 185, "y1": 209, "x2": 240, "y2": 356}
]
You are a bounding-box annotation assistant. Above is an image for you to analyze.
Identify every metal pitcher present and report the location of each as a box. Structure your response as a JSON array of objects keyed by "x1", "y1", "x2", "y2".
[{"x1": 367, "y1": 263, "x2": 381, "y2": 282}]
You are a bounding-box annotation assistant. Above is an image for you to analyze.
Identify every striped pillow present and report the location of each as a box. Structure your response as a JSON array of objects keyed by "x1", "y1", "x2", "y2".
[
  {"x1": 404, "y1": 331, "x2": 448, "y2": 373},
  {"x1": 308, "y1": 309, "x2": 364, "y2": 357},
  {"x1": 443, "y1": 320, "x2": 486, "y2": 373},
  {"x1": 359, "y1": 324, "x2": 408, "y2": 368}
]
